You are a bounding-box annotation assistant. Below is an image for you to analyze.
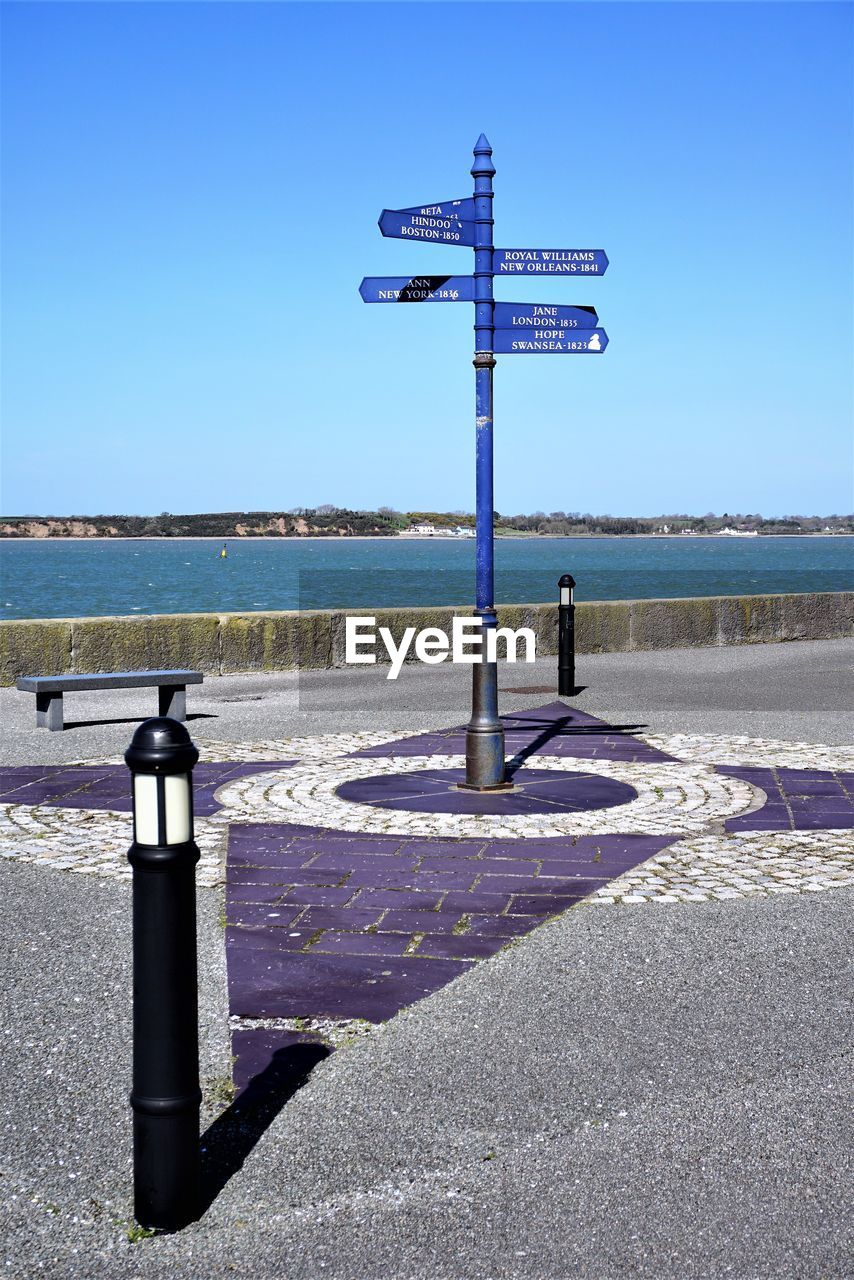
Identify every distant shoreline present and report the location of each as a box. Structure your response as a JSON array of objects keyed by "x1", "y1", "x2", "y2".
[{"x1": 1, "y1": 533, "x2": 851, "y2": 544}]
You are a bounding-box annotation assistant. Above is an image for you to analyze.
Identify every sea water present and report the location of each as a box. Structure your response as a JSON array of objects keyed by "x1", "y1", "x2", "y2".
[{"x1": 1, "y1": 535, "x2": 851, "y2": 620}]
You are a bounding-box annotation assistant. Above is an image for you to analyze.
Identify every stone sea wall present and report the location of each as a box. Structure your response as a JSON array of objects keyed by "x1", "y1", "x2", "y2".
[{"x1": 0, "y1": 592, "x2": 851, "y2": 685}]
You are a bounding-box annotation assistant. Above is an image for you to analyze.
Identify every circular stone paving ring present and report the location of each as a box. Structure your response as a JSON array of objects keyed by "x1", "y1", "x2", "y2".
[{"x1": 214, "y1": 755, "x2": 760, "y2": 840}]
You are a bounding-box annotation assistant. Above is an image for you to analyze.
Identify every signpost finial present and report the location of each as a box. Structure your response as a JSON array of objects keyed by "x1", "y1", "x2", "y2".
[{"x1": 471, "y1": 134, "x2": 495, "y2": 177}]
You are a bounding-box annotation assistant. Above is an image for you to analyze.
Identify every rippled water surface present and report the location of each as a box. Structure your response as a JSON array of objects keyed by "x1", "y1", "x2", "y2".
[{"x1": 1, "y1": 536, "x2": 851, "y2": 620}]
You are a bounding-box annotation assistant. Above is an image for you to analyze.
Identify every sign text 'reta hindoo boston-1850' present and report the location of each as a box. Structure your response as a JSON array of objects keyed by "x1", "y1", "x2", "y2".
[{"x1": 358, "y1": 135, "x2": 610, "y2": 791}]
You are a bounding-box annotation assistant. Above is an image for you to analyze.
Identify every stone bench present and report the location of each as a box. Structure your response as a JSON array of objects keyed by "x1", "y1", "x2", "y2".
[{"x1": 16, "y1": 670, "x2": 204, "y2": 731}]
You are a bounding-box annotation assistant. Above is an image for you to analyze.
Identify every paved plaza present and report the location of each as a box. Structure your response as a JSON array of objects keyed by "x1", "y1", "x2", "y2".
[{"x1": 0, "y1": 640, "x2": 852, "y2": 1277}]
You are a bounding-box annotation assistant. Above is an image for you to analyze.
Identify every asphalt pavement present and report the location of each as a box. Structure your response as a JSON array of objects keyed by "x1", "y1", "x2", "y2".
[
  {"x1": 1, "y1": 861, "x2": 851, "y2": 1278},
  {"x1": 2, "y1": 637, "x2": 852, "y2": 765},
  {"x1": 1, "y1": 637, "x2": 851, "y2": 1277}
]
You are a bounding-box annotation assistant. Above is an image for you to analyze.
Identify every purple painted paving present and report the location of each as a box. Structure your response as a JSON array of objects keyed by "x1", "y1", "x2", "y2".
[
  {"x1": 350, "y1": 702, "x2": 679, "y2": 764},
  {"x1": 0, "y1": 760, "x2": 295, "y2": 815},
  {"x1": 721, "y1": 766, "x2": 854, "y2": 831},
  {"x1": 225, "y1": 822, "x2": 675, "y2": 1088},
  {"x1": 225, "y1": 704, "x2": 689, "y2": 1085},
  {"x1": 221, "y1": 703, "x2": 853, "y2": 1088},
  {"x1": 0, "y1": 700, "x2": 848, "y2": 1096},
  {"x1": 337, "y1": 766, "x2": 637, "y2": 814}
]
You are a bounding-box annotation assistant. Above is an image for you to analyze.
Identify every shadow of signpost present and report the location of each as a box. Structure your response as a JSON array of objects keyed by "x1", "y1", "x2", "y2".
[{"x1": 504, "y1": 712, "x2": 649, "y2": 779}]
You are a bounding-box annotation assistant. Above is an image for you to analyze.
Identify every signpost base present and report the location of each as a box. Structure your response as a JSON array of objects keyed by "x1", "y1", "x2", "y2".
[{"x1": 464, "y1": 612, "x2": 508, "y2": 790}]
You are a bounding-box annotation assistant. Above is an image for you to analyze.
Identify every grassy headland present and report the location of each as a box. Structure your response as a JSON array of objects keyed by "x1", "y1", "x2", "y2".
[{"x1": 1, "y1": 507, "x2": 851, "y2": 538}]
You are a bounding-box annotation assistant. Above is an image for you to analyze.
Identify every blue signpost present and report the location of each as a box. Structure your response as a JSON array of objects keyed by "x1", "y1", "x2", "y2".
[
  {"x1": 360, "y1": 136, "x2": 609, "y2": 789},
  {"x1": 466, "y1": 134, "x2": 505, "y2": 788}
]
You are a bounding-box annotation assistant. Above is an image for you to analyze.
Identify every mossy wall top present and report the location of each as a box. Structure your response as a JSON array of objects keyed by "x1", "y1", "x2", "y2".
[{"x1": 0, "y1": 593, "x2": 851, "y2": 684}]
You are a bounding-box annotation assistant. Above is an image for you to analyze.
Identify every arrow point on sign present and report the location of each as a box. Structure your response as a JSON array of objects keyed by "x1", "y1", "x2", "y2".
[{"x1": 602, "y1": 252, "x2": 610, "y2": 273}]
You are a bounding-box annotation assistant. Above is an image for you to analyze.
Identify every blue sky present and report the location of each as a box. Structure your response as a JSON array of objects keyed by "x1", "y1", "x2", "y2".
[{"x1": 2, "y1": 1, "x2": 852, "y2": 517}]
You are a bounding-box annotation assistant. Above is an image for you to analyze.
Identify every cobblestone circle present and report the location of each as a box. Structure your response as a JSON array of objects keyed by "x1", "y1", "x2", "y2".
[
  {"x1": 641, "y1": 733, "x2": 854, "y2": 772},
  {"x1": 2, "y1": 730, "x2": 852, "y2": 904},
  {"x1": 583, "y1": 829, "x2": 854, "y2": 905},
  {"x1": 0, "y1": 804, "x2": 229, "y2": 886},
  {"x1": 215, "y1": 754, "x2": 758, "y2": 839}
]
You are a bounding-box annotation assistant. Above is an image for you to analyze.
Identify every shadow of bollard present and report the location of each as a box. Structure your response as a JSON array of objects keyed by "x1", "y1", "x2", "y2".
[{"x1": 197, "y1": 1040, "x2": 330, "y2": 1216}]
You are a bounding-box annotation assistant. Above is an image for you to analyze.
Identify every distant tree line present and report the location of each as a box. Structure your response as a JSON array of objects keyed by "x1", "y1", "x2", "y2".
[
  {"x1": 1, "y1": 508, "x2": 852, "y2": 538},
  {"x1": 0, "y1": 509, "x2": 401, "y2": 538}
]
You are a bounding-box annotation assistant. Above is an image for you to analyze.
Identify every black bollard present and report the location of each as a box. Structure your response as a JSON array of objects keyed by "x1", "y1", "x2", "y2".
[
  {"x1": 558, "y1": 573, "x2": 576, "y2": 696},
  {"x1": 125, "y1": 718, "x2": 201, "y2": 1230}
]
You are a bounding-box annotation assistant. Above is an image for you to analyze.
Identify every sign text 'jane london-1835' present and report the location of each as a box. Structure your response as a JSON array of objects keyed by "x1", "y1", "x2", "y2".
[{"x1": 493, "y1": 302, "x2": 598, "y2": 330}]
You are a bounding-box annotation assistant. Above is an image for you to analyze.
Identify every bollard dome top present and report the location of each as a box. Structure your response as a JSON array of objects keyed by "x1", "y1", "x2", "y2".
[
  {"x1": 558, "y1": 573, "x2": 576, "y2": 589},
  {"x1": 124, "y1": 717, "x2": 199, "y2": 775}
]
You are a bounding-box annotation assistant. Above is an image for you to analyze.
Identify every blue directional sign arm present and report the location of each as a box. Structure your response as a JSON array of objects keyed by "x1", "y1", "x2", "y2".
[
  {"x1": 493, "y1": 302, "x2": 599, "y2": 330},
  {"x1": 399, "y1": 198, "x2": 476, "y2": 220},
  {"x1": 493, "y1": 250, "x2": 609, "y2": 275},
  {"x1": 494, "y1": 328, "x2": 609, "y2": 353},
  {"x1": 359, "y1": 276, "x2": 475, "y2": 303},
  {"x1": 379, "y1": 209, "x2": 476, "y2": 246}
]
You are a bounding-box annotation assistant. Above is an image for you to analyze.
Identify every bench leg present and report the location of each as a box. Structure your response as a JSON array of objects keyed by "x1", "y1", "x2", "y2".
[
  {"x1": 36, "y1": 692, "x2": 64, "y2": 731},
  {"x1": 158, "y1": 685, "x2": 186, "y2": 721}
]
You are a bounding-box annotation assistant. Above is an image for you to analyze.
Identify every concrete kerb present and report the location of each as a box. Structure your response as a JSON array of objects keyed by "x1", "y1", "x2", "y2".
[{"x1": 0, "y1": 592, "x2": 851, "y2": 684}]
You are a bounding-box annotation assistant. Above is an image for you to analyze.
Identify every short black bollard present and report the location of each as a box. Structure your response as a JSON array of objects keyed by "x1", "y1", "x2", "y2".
[
  {"x1": 125, "y1": 718, "x2": 201, "y2": 1231},
  {"x1": 558, "y1": 573, "x2": 576, "y2": 696}
]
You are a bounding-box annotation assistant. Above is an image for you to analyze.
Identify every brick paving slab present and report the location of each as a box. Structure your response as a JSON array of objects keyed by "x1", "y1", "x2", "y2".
[
  {"x1": 228, "y1": 949, "x2": 473, "y2": 1021},
  {"x1": 229, "y1": 904, "x2": 304, "y2": 929},
  {"x1": 0, "y1": 760, "x2": 294, "y2": 815},
  {"x1": 350, "y1": 701, "x2": 680, "y2": 765},
  {"x1": 222, "y1": 714, "x2": 685, "y2": 1082},
  {"x1": 228, "y1": 1029, "x2": 331, "y2": 1095},
  {"x1": 721, "y1": 765, "x2": 854, "y2": 831}
]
